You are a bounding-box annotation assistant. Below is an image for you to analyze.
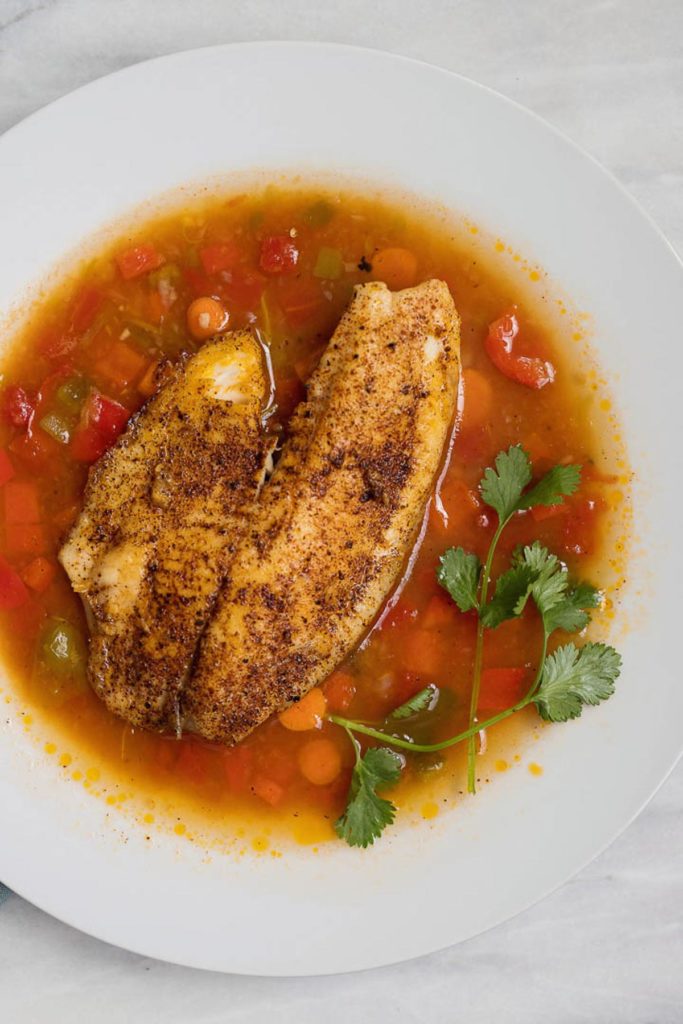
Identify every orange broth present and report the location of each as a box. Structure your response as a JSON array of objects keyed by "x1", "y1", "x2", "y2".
[{"x1": 0, "y1": 185, "x2": 628, "y2": 847}]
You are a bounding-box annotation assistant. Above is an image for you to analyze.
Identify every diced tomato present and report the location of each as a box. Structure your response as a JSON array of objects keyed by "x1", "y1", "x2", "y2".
[
  {"x1": 115, "y1": 243, "x2": 164, "y2": 281},
  {"x1": 8, "y1": 431, "x2": 56, "y2": 473},
  {"x1": 38, "y1": 327, "x2": 77, "y2": 361},
  {"x1": 391, "y1": 671, "x2": 427, "y2": 707},
  {"x1": 478, "y1": 667, "x2": 528, "y2": 712},
  {"x1": 0, "y1": 449, "x2": 15, "y2": 486},
  {"x1": 70, "y1": 425, "x2": 106, "y2": 464},
  {"x1": 563, "y1": 497, "x2": 604, "y2": 556},
  {"x1": 69, "y1": 286, "x2": 103, "y2": 334},
  {"x1": 4, "y1": 480, "x2": 41, "y2": 524},
  {"x1": 0, "y1": 556, "x2": 29, "y2": 609},
  {"x1": 21, "y1": 556, "x2": 57, "y2": 593},
  {"x1": 183, "y1": 267, "x2": 216, "y2": 299},
  {"x1": 84, "y1": 391, "x2": 130, "y2": 443},
  {"x1": 530, "y1": 502, "x2": 569, "y2": 523},
  {"x1": 431, "y1": 474, "x2": 481, "y2": 536},
  {"x1": 485, "y1": 308, "x2": 555, "y2": 389},
  {"x1": 323, "y1": 670, "x2": 357, "y2": 713},
  {"x1": 5, "y1": 522, "x2": 48, "y2": 557},
  {"x1": 223, "y1": 746, "x2": 253, "y2": 791},
  {"x1": 3, "y1": 386, "x2": 34, "y2": 428},
  {"x1": 199, "y1": 241, "x2": 241, "y2": 275},
  {"x1": 251, "y1": 774, "x2": 285, "y2": 807},
  {"x1": 259, "y1": 235, "x2": 299, "y2": 275},
  {"x1": 222, "y1": 267, "x2": 267, "y2": 309}
]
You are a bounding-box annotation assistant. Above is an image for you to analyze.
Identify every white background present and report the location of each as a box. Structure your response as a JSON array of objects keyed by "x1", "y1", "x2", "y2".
[{"x1": 0, "y1": 1, "x2": 682, "y2": 1020}]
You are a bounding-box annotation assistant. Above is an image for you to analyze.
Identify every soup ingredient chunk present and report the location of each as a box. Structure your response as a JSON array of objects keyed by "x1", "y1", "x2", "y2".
[
  {"x1": 184, "y1": 280, "x2": 461, "y2": 744},
  {"x1": 59, "y1": 332, "x2": 272, "y2": 733}
]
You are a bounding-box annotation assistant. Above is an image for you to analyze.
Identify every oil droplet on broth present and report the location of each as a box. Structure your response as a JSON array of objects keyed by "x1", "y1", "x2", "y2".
[
  {"x1": 529, "y1": 762, "x2": 544, "y2": 777},
  {"x1": 421, "y1": 801, "x2": 439, "y2": 820}
]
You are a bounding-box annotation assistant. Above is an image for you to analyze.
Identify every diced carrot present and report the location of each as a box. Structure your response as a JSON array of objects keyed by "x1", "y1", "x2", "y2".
[
  {"x1": 137, "y1": 360, "x2": 162, "y2": 398},
  {"x1": 21, "y1": 556, "x2": 57, "y2": 593},
  {"x1": 401, "y1": 627, "x2": 445, "y2": 677},
  {"x1": 279, "y1": 687, "x2": 327, "y2": 731},
  {"x1": 5, "y1": 522, "x2": 48, "y2": 557},
  {"x1": 4, "y1": 480, "x2": 41, "y2": 524},
  {"x1": 530, "y1": 502, "x2": 569, "y2": 523},
  {"x1": 223, "y1": 745, "x2": 253, "y2": 791},
  {"x1": 251, "y1": 774, "x2": 285, "y2": 806},
  {"x1": 422, "y1": 593, "x2": 458, "y2": 631},
  {"x1": 478, "y1": 667, "x2": 528, "y2": 711},
  {"x1": 146, "y1": 289, "x2": 165, "y2": 325},
  {"x1": 199, "y1": 241, "x2": 241, "y2": 275},
  {"x1": 0, "y1": 449, "x2": 15, "y2": 486},
  {"x1": 371, "y1": 247, "x2": 418, "y2": 290},
  {"x1": 115, "y1": 243, "x2": 164, "y2": 281},
  {"x1": 298, "y1": 738, "x2": 342, "y2": 786},
  {"x1": 94, "y1": 341, "x2": 148, "y2": 388},
  {"x1": 0, "y1": 555, "x2": 29, "y2": 609},
  {"x1": 461, "y1": 368, "x2": 493, "y2": 430},
  {"x1": 323, "y1": 670, "x2": 357, "y2": 713}
]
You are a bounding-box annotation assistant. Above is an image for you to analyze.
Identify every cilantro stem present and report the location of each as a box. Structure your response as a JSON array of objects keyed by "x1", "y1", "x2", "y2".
[{"x1": 467, "y1": 515, "x2": 508, "y2": 794}]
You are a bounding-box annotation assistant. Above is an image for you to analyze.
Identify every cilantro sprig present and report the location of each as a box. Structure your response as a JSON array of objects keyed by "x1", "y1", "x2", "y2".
[{"x1": 329, "y1": 445, "x2": 621, "y2": 848}]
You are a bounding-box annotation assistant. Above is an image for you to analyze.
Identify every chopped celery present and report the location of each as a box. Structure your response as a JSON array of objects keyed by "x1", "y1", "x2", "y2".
[
  {"x1": 304, "y1": 200, "x2": 334, "y2": 227},
  {"x1": 313, "y1": 247, "x2": 343, "y2": 280},
  {"x1": 149, "y1": 263, "x2": 181, "y2": 287},
  {"x1": 40, "y1": 619, "x2": 85, "y2": 674},
  {"x1": 56, "y1": 375, "x2": 88, "y2": 412},
  {"x1": 39, "y1": 412, "x2": 71, "y2": 445}
]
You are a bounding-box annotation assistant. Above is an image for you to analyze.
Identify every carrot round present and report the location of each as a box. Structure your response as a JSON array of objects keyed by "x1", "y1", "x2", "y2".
[
  {"x1": 297, "y1": 738, "x2": 342, "y2": 786},
  {"x1": 278, "y1": 687, "x2": 327, "y2": 731},
  {"x1": 371, "y1": 247, "x2": 418, "y2": 290},
  {"x1": 186, "y1": 296, "x2": 228, "y2": 340}
]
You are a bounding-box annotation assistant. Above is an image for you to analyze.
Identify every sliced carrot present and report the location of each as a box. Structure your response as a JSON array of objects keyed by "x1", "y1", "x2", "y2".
[
  {"x1": 371, "y1": 247, "x2": 418, "y2": 290},
  {"x1": 4, "y1": 480, "x2": 41, "y2": 524},
  {"x1": 5, "y1": 522, "x2": 48, "y2": 557},
  {"x1": 298, "y1": 738, "x2": 342, "y2": 786},
  {"x1": 21, "y1": 556, "x2": 57, "y2": 593},
  {"x1": 186, "y1": 296, "x2": 228, "y2": 341},
  {"x1": 478, "y1": 667, "x2": 528, "y2": 711},
  {"x1": 323, "y1": 670, "x2": 357, "y2": 713},
  {"x1": 252, "y1": 774, "x2": 285, "y2": 807},
  {"x1": 461, "y1": 368, "x2": 493, "y2": 430},
  {"x1": 279, "y1": 687, "x2": 327, "y2": 731}
]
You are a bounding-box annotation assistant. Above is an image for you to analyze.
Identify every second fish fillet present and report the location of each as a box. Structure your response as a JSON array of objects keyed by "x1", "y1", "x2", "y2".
[{"x1": 184, "y1": 280, "x2": 461, "y2": 744}]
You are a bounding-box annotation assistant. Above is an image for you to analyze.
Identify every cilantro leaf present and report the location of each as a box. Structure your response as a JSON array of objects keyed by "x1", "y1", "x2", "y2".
[
  {"x1": 479, "y1": 445, "x2": 532, "y2": 521},
  {"x1": 516, "y1": 464, "x2": 581, "y2": 511},
  {"x1": 437, "y1": 547, "x2": 481, "y2": 613},
  {"x1": 533, "y1": 642, "x2": 622, "y2": 722},
  {"x1": 390, "y1": 685, "x2": 438, "y2": 719},
  {"x1": 334, "y1": 747, "x2": 404, "y2": 848},
  {"x1": 543, "y1": 582, "x2": 600, "y2": 634},
  {"x1": 480, "y1": 563, "x2": 536, "y2": 628}
]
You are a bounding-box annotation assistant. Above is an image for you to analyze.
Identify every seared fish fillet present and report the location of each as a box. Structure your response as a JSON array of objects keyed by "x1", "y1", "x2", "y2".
[
  {"x1": 59, "y1": 332, "x2": 272, "y2": 732},
  {"x1": 184, "y1": 280, "x2": 460, "y2": 744}
]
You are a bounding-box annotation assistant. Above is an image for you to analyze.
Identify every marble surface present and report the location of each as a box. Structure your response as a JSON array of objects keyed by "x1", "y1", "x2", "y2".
[{"x1": 1, "y1": 0, "x2": 682, "y2": 1019}]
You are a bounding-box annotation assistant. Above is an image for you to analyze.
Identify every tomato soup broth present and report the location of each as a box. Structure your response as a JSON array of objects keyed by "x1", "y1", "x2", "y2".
[{"x1": 0, "y1": 185, "x2": 629, "y2": 848}]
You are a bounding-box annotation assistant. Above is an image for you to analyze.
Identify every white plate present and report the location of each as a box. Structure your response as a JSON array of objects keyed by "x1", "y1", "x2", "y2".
[{"x1": 0, "y1": 42, "x2": 681, "y2": 976}]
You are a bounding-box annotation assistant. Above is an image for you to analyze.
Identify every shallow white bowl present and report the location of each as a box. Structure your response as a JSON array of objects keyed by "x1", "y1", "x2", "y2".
[{"x1": 0, "y1": 42, "x2": 681, "y2": 975}]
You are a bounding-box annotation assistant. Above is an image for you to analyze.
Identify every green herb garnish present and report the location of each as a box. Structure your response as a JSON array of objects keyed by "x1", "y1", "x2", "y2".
[{"x1": 329, "y1": 446, "x2": 621, "y2": 848}]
